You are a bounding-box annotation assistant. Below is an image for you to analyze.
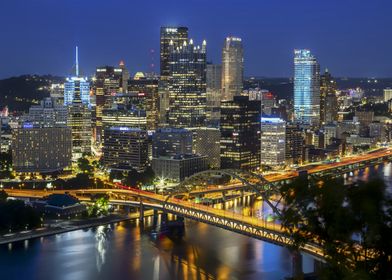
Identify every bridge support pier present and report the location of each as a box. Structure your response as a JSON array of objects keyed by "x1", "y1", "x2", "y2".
[
  {"x1": 139, "y1": 202, "x2": 144, "y2": 223},
  {"x1": 292, "y1": 251, "x2": 304, "y2": 279},
  {"x1": 153, "y1": 209, "x2": 158, "y2": 226}
]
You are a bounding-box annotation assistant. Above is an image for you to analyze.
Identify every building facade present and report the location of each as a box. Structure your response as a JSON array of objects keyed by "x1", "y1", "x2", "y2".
[
  {"x1": 260, "y1": 117, "x2": 286, "y2": 166},
  {"x1": 160, "y1": 26, "x2": 189, "y2": 78},
  {"x1": 167, "y1": 39, "x2": 207, "y2": 128},
  {"x1": 294, "y1": 49, "x2": 320, "y2": 126},
  {"x1": 190, "y1": 127, "x2": 221, "y2": 169},
  {"x1": 152, "y1": 154, "x2": 208, "y2": 182},
  {"x1": 28, "y1": 97, "x2": 67, "y2": 127},
  {"x1": 152, "y1": 128, "x2": 192, "y2": 158},
  {"x1": 102, "y1": 127, "x2": 148, "y2": 172},
  {"x1": 320, "y1": 69, "x2": 337, "y2": 125},
  {"x1": 221, "y1": 37, "x2": 243, "y2": 101},
  {"x1": 12, "y1": 125, "x2": 72, "y2": 173},
  {"x1": 220, "y1": 96, "x2": 261, "y2": 170}
]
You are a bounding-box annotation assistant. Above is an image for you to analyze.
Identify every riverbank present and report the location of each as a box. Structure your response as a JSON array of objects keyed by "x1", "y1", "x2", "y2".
[{"x1": 0, "y1": 210, "x2": 153, "y2": 245}]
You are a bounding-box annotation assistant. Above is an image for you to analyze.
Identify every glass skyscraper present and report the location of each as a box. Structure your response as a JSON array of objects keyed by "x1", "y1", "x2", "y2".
[
  {"x1": 293, "y1": 49, "x2": 320, "y2": 126},
  {"x1": 167, "y1": 39, "x2": 207, "y2": 128},
  {"x1": 221, "y1": 37, "x2": 244, "y2": 101},
  {"x1": 160, "y1": 26, "x2": 189, "y2": 78},
  {"x1": 64, "y1": 77, "x2": 90, "y2": 107},
  {"x1": 64, "y1": 47, "x2": 91, "y2": 107}
]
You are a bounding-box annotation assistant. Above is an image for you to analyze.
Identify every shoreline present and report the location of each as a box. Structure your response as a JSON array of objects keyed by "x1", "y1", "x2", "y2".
[{"x1": 0, "y1": 211, "x2": 153, "y2": 245}]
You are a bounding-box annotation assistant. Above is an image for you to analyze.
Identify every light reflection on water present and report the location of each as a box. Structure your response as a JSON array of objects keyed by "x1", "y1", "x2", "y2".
[{"x1": 1, "y1": 163, "x2": 391, "y2": 280}]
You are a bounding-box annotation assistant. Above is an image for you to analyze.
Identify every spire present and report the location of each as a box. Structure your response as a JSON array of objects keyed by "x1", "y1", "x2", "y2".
[{"x1": 75, "y1": 46, "x2": 79, "y2": 77}]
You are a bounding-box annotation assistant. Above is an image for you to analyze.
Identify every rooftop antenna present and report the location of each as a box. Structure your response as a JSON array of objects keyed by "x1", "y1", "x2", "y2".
[{"x1": 75, "y1": 46, "x2": 79, "y2": 77}]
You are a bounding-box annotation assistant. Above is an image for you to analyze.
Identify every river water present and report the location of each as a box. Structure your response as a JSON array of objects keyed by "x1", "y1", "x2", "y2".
[{"x1": 0, "y1": 163, "x2": 390, "y2": 280}]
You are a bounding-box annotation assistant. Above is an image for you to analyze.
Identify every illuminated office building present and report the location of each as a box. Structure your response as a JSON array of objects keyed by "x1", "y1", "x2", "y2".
[
  {"x1": 260, "y1": 117, "x2": 286, "y2": 166},
  {"x1": 220, "y1": 96, "x2": 261, "y2": 170},
  {"x1": 152, "y1": 154, "x2": 208, "y2": 182},
  {"x1": 102, "y1": 105, "x2": 147, "y2": 131},
  {"x1": 190, "y1": 127, "x2": 221, "y2": 169},
  {"x1": 152, "y1": 128, "x2": 192, "y2": 158},
  {"x1": 160, "y1": 26, "x2": 188, "y2": 78},
  {"x1": 67, "y1": 104, "x2": 92, "y2": 160},
  {"x1": 128, "y1": 76, "x2": 159, "y2": 130},
  {"x1": 64, "y1": 47, "x2": 90, "y2": 107},
  {"x1": 12, "y1": 124, "x2": 72, "y2": 173},
  {"x1": 294, "y1": 49, "x2": 320, "y2": 126},
  {"x1": 167, "y1": 39, "x2": 207, "y2": 128},
  {"x1": 206, "y1": 63, "x2": 222, "y2": 127},
  {"x1": 102, "y1": 127, "x2": 148, "y2": 172},
  {"x1": 92, "y1": 64, "x2": 127, "y2": 142},
  {"x1": 384, "y1": 88, "x2": 392, "y2": 102},
  {"x1": 28, "y1": 97, "x2": 68, "y2": 127},
  {"x1": 320, "y1": 69, "x2": 337, "y2": 124},
  {"x1": 285, "y1": 123, "x2": 304, "y2": 164},
  {"x1": 221, "y1": 37, "x2": 244, "y2": 101}
]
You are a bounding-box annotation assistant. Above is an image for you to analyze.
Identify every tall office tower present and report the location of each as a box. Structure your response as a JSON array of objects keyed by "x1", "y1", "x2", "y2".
[
  {"x1": 167, "y1": 39, "x2": 207, "y2": 128},
  {"x1": 102, "y1": 104, "x2": 147, "y2": 131},
  {"x1": 206, "y1": 63, "x2": 222, "y2": 127},
  {"x1": 152, "y1": 128, "x2": 192, "y2": 158},
  {"x1": 384, "y1": 88, "x2": 392, "y2": 102},
  {"x1": 260, "y1": 118, "x2": 286, "y2": 166},
  {"x1": 221, "y1": 37, "x2": 244, "y2": 101},
  {"x1": 220, "y1": 96, "x2": 261, "y2": 170},
  {"x1": 12, "y1": 124, "x2": 72, "y2": 173},
  {"x1": 285, "y1": 123, "x2": 304, "y2": 165},
  {"x1": 119, "y1": 60, "x2": 130, "y2": 93},
  {"x1": 102, "y1": 127, "x2": 148, "y2": 172},
  {"x1": 68, "y1": 104, "x2": 92, "y2": 160},
  {"x1": 92, "y1": 65, "x2": 124, "y2": 142},
  {"x1": 160, "y1": 26, "x2": 189, "y2": 78},
  {"x1": 158, "y1": 81, "x2": 170, "y2": 125},
  {"x1": 128, "y1": 75, "x2": 159, "y2": 130},
  {"x1": 190, "y1": 127, "x2": 221, "y2": 169},
  {"x1": 50, "y1": 83, "x2": 64, "y2": 104},
  {"x1": 294, "y1": 49, "x2": 320, "y2": 126},
  {"x1": 64, "y1": 47, "x2": 90, "y2": 107},
  {"x1": 320, "y1": 69, "x2": 337, "y2": 124},
  {"x1": 324, "y1": 94, "x2": 338, "y2": 124},
  {"x1": 28, "y1": 97, "x2": 68, "y2": 127}
]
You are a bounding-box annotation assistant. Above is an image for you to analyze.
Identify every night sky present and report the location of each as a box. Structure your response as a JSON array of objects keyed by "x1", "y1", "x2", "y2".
[{"x1": 1, "y1": 0, "x2": 391, "y2": 78}]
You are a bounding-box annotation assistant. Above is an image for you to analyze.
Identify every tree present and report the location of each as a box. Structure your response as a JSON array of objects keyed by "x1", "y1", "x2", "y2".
[
  {"x1": 280, "y1": 176, "x2": 392, "y2": 279},
  {"x1": 77, "y1": 157, "x2": 94, "y2": 174},
  {"x1": 0, "y1": 190, "x2": 8, "y2": 202}
]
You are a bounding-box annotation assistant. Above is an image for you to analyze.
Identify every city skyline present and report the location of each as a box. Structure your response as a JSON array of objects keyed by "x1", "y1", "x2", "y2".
[{"x1": 1, "y1": 0, "x2": 392, "y2": 79}]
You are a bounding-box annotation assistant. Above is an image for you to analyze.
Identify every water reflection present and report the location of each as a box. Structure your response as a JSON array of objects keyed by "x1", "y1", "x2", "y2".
[
  {"x1": 95, "y1": 225, "x2": 109, "y2": 272},
  {"x1": 7, "y1": 164, "x2": 392, "y2": 279}
]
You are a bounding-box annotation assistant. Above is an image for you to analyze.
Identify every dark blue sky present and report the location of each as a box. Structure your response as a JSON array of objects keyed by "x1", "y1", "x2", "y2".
[{"x1": 1, "y1": 0, "x2": 391, "y2": 78}]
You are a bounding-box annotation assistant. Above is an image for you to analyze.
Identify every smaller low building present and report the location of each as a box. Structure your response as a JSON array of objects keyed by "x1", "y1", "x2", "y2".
[
  {"x1": 152, "y1": 154, "x2": 208, "y2": 182},
  {"x1": 32, "y1": 194, "x2": 86, "y2": 217}
]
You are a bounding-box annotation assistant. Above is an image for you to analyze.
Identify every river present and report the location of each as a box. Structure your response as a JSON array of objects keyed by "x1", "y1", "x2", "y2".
[{"x1": 0, "y1": 163, "x2": 390, "y2": 280}]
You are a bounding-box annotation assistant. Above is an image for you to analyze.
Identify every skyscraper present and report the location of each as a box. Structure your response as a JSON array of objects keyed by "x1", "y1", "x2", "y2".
[
  {"x1": 102, "y1": 127, "x2": 148, "y2": 172},
  {"x1": 65, "y1": 47, "x2": 92, "y2": 160},
  {"x1": 260, "y1": 117, "x2": 286, "y2": 166},
  {"x1": 128, "y1": 75, "x2": 159, "y2": 130},
  {"x1": 92, "y1": 65, "x2": 126, "y2": 142},
  {"x1": 160, "y1": 26, "x2": 189, "y2": 78},
  {"x1": 206, "y1": 63, "x2": 222, "y2": 127},
  {"x1": 12, "y1": 124, "x2": 72, "y2": 173},
  {"x1": 28, "y1": 97, "x2": 68, "y2": 127},
  {"x1": 167, "y1": 39, "x2": 207, "y2": 128},
  {"x1": 64, "y1": 47, "x2": 90, "y2": 107},
  {"x1": 320, "y1": 69, "x2": 337, "y2": 124},
  {"x1": 220, "y1": 96, "x2": 261, "y2": 170},
  {"x1": 294, "y1": 49, "x2": 320, "y2": 126},
  {"x1": 221, "y1": 37, "x2": 244, "y2": 101}
]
